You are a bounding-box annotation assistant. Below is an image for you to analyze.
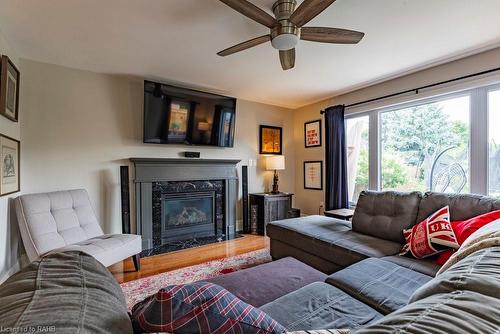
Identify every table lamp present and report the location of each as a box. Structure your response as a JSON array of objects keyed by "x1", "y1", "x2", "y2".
[{"x1": 266, "y1": 155, "x2": 285, "y2": 194}]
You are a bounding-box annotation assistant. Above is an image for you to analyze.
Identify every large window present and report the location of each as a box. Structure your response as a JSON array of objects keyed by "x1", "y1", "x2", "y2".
[
  {"x1": 380, "y1": 96, "x2": 470, "y2": 193},
  {"x1": 489, "y1": 89, "x2": 500, "y2": 197},
  {"x1": 344, "y1": 83, "x2": 500, "y2": 202},
  {"x1": 346, "y1": 116, "x2": 369, "y2": 202}
]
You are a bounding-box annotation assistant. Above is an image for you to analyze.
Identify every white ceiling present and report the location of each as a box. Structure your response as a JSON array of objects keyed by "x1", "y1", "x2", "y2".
[{"x1": 1, "y1": 0, "x2": 500, "y2": 108}]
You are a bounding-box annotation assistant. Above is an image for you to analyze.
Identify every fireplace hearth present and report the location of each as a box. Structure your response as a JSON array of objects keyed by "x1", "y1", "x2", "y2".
[{"x1": 132, "y1": 158, "x2": 240, "y2": 257}]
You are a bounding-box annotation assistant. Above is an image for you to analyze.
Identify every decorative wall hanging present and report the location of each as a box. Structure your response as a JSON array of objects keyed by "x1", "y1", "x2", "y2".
[
  {"x1": 304, "y1": 160, "x2": 323, "y2": 190},
  {"x1": 0, "y1": 134, "x2": 20, "y2": 196},
  {"x1": 260, "y1": 125, "x2": 282, "y2": 155},
  {"x1": 0, "y1": 55, "x2": 20, "y2": 122},
  {"x1": 304, "y1": 119, "x2": 321, "y2": 148}
]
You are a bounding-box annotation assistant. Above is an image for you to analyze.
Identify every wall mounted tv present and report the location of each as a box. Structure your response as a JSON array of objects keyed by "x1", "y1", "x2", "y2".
[{"x1": 144, "y1": 80, "x2": 236, "y2": 147}]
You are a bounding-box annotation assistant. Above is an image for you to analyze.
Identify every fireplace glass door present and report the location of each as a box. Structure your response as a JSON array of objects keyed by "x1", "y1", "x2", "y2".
[{"x1": 161, "y1": 191, "x2": 215, "y2": 242}]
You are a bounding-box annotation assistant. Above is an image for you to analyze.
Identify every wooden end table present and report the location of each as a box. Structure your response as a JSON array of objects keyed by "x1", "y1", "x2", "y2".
[{"x1": 324, "y1": 208, "x2": 355, "y2": 221}]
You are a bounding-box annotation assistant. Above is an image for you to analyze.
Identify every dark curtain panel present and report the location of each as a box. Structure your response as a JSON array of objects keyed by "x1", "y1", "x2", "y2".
[{"x1": 325, "y1": 105, "x2": 349, "y2": 210}]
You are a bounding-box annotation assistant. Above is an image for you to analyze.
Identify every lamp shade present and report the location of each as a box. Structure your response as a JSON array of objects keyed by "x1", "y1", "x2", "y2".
[{"x1": 266, "y1": 155, "x2": 285, "y2": 171}]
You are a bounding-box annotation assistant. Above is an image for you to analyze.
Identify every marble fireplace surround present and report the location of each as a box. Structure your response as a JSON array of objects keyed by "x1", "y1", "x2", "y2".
[{"x1": 131, "y1": 158, "x2": 240, "y2": 254}]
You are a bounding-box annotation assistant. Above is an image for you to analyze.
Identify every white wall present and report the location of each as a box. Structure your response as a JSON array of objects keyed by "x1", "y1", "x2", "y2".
[
  {"x1": 20, "y1": 60, "x2": 295, "y2": 237},
  {"x1": 0, "y1": 29, "x2": 23, "y2": 283},
  {"x1": 293, "y1": 47, "x2": 500, "y2": 215}
]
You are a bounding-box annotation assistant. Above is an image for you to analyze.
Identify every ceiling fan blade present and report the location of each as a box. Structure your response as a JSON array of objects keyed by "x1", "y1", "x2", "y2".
[
  {"x1": 301, "y1": 27, "x2": 365, "y2": 44},
  {"x1": 219, "y1": 0, "x2": 276, "y2": 28},
  {"x1": 279, "y1": 49, "x2": 295, "y2": 70},
  {"x1": 289, "y1": 0, "x2": 336, "y2": 27},
  {"x1": 217, "y1": 35, "x2": 271, "y2": 56}
]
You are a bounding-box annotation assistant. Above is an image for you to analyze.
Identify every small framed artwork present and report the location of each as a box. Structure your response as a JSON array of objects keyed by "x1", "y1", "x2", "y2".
[
  {"x1": 0, "y1": 55, "x2": 20, "y2": 122},
  {"x1": 260, "y1": 125, "x2": 282, "y2": 155},
  {"x1": 304, "y1": 161, "x2": 323, "y2": 190},
  {"x1": 0, "y1": 134, "x2": 20, "y2": 196},
  {"x1": 304, "y1": 119, "x2": 321, "y2": 148}
]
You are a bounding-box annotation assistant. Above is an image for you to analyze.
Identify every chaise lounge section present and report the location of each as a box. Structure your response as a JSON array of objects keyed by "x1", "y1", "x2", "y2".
[{"x1": 267, "y1": 190, "x2": 500, "y2": 276}]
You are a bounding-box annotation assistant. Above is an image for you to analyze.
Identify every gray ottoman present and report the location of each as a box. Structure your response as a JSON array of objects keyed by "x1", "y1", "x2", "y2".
[{"x1": 204, "y1": 257, "x2": 327, "y2": 307}]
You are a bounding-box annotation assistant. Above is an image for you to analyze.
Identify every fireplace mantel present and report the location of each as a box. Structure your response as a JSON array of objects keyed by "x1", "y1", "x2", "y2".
[
  {"x1": 131, "y1": 158, "x2": 240, "y2": 254},
  {"x1": 131, "y1": 158, "x2": 241, "y2": 182}
]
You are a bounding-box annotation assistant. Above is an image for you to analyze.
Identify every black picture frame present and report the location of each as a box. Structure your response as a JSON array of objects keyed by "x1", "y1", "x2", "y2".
[
  {"x1": 304, "y1": 119, "x2": 322, "y2": 148},
  {"x1": 0, "y1": 133, "x2": 20, "y2": 196},
  {"x1": 0, "y1": 55, "x2": 20, "y2": 122},
  {"x1": 259, "y1": 125, "x2": 282, "y2": 155},
  {"x1": 304, "y1": 160, "x2": 323, "y2": 190}
]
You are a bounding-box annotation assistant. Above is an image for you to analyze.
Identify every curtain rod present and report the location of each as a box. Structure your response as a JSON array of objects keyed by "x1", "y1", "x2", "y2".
[{"x1": 320, "y1": 66, "x2": 500, "y2": 114}]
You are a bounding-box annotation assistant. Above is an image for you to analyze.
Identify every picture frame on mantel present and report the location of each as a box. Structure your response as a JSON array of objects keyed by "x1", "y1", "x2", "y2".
[
  {"x1": 0, "y1": 55, "x2": 20, "y2": 122},
  {"x1": 0, "y1": 134, "x2": 20, "y2": 196},
  {"x1": 304, "y1": 119, "x2": 321, "y2": 148},
  {"x1": 259, "y1": 125, "x2": 282, "y2": 155}
]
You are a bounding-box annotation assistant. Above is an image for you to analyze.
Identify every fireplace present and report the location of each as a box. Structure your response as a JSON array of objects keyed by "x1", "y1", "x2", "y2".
[
  {"x1": 162, "y1": 192, "x2": 214, "y2": 231},
  {"x1": 132, "y1": 158, "x2": 240, "y2": 257}
]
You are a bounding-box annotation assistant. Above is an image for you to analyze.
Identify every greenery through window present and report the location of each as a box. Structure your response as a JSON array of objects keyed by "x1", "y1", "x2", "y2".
[
  {"x1": 380, "y1": 96, "x2": 470, "y2": 193},
  {"x1": 346, "y1": 116, "x2": 369, "y2": 202},
  {"x1": 489, "y1": 90, "x2": 500, "y2": 197}
]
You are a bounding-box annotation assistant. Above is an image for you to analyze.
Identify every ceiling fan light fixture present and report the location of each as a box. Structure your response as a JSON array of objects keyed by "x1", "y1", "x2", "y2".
[{"x1": 271, "y1": 33, "x2": 299, "y2": 50}]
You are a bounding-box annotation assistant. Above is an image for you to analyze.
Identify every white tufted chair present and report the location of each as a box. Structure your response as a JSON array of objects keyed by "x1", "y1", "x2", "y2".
[{"x1": 15, "y1": 189, "x2": 142, "y2": 270}]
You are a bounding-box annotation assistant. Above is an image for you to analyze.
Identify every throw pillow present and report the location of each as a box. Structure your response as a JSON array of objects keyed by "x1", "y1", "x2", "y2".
[
  {"x1": 400, "y1": 206, "x2": 459, "y2": 259},
  {"x1": 130, "y1": 281, "x2": 286, "y2": 334},
  {"x1": 435, "y1": 210, "x2": 500, "y2": 265}
]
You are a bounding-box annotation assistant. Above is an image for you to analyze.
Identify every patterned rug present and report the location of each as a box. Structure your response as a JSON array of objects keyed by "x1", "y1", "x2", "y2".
[{"x1": 120, "y1": 248, "x2": 272, "y2": 310}]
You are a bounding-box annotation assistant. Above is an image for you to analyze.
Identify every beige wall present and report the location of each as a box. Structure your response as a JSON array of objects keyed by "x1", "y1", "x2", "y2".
[
  {"x1": 20, "y1": 60, "x2": 295, "y2": 237},
  {"x1": 0, "y1": 29, "x2": 23, "y2": 282},
  {"x1": 293, "y1": 47, "x2": 500, "y2": 215}
]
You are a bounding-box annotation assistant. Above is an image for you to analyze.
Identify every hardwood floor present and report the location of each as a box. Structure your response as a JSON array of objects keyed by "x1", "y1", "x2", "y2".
[{"x1": 110, "y1": 234, "x2": 269, "y2": 284}]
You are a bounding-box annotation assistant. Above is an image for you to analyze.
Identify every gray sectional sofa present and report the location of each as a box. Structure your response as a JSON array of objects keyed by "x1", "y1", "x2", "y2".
[
  {"x1": 0, "y1": 191, "x2": 499, "y2": 333},
  {"x1": 267, "y1": 191, "x2": 500, "y2": 275}
]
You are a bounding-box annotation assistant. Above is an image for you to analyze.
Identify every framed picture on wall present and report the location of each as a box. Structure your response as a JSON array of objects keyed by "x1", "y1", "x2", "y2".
[
  {"x1": 259, "y1": 125, "x2": 282, "y2": 155},
  {"x1": 304, "y1": 161, "x2": 323, "y2": 190},
  {"x1": 0, "y1": 134, "x2": 20, "y2": 196},
  {"x1": 304, "y1": 119, "x2": 321, "y2": 148},
  {"x1": 0, "y1": 55, "x2": 20, "y2": 122}
]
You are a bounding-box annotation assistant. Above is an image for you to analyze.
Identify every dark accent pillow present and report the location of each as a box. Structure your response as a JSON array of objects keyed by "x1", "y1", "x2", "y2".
[{"x1": 130, "y1": 282, "x2": 286, "y2": 334}]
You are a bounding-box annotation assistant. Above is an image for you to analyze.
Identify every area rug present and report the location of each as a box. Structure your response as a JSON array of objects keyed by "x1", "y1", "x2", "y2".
[{"x1": 120, "y1": 248, "x2": 272, "y2": 310}]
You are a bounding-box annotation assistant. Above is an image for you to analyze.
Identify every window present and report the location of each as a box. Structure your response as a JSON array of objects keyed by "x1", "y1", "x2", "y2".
[
  {"x1": 380, "y1": 96, "x2": 470, "y2": 193},
  {"x1": 489, "y1": 89, "x2": 500, "y2": 197},
  {"x1": 346, "y1": 116, "x2": 369, "y2": 202}
]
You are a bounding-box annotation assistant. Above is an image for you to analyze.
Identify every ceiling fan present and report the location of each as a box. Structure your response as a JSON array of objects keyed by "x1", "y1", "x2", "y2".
[{"x1": 217, "y1": 0, "x2": 365, "y2": 70}]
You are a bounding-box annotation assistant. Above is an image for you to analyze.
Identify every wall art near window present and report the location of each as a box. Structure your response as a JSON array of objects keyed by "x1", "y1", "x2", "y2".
[
  {"x1": 260, "y1": 125, "x2": 282, "y2": 155},
  {"x1": 0, "y1": 134, "x2": 20, "y2": 196},
  {"x1": 304, "y1": 161, "x2": 323, "y2": 190},
  {"x1": 0, "y1": 55, "x2": 20, "y2": 122},
  {"x1": 304, "y1": 119, "x2": 321, "y2": 148}
]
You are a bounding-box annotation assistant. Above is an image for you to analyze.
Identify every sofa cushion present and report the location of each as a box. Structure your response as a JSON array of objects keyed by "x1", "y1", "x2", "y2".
[
  {"x1": 130, "y1": 282, "x2": 285, "y2": 334},
  {"x1": 0, "y1": 251, "x2": 133, "y2": 334},
  {"x1": 267, "y1": 216, "x2": 402, "y2": 268},
  {"x1": 381, "y1": 255, "x2": 441, "y2": 277},
  {"x1": 354, "y1": 291, "x2": 500, "y2": 334},
  {"x1": 410, "y1": 247, "x2": 500, "y2": 302},
  {"x1": 416, "y1": 192, "x2": 500, "y2": 224},
  {"x1": 51, "y1": 233, "x2": 142, "y2": 267},
  {"x1": 352, "y1": 191, "x2": 422, "y2": 243},
  {"x1": 204, "y1": 257, "x2": 327, "y2": 307},
  {"x1": 326, "y1": 258, "x2": 432, "y2": 315},
  {"x1": 400, "y1": 206, "x2": 459, "y2": 259},
  {"x1": 260, "y1": 282, "x2": 383, "y2": 331}
]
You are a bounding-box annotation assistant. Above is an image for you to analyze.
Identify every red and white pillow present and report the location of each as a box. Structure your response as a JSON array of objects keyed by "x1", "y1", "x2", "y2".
[
  {"x1": 400, "y1": 206, "x2": 460, "y2": 259},
  {"x1": 435, "y1": 210, "x2": 500, "y2": 264}
]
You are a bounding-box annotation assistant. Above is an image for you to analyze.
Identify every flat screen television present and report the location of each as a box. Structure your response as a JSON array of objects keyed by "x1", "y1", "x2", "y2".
[{"x1": 144, "y1": 80, "x2": 236, "y2": 147}]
